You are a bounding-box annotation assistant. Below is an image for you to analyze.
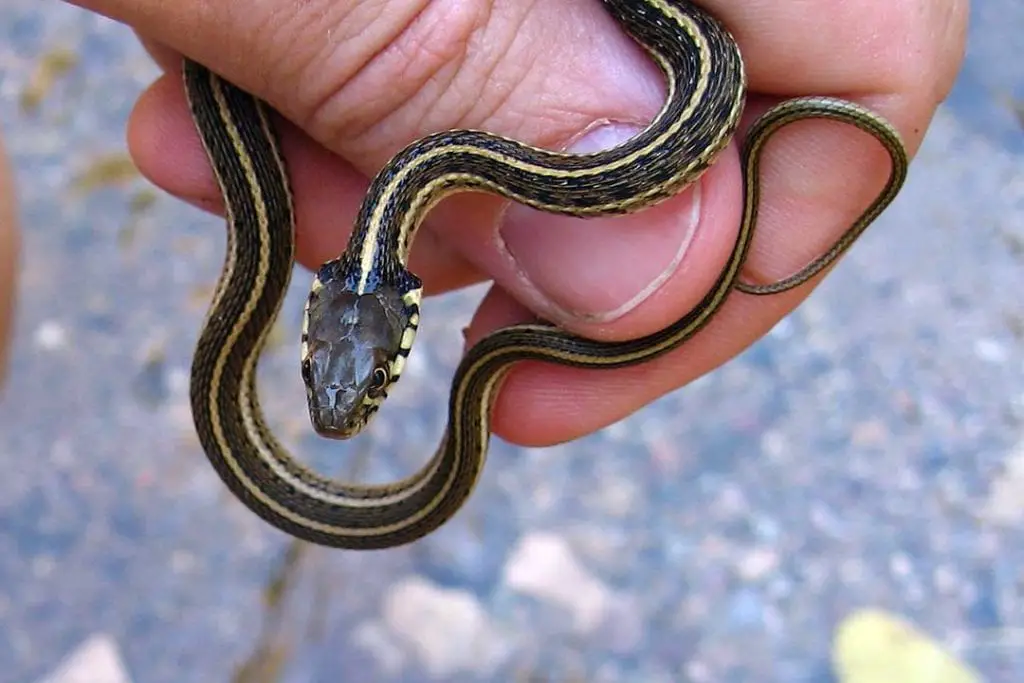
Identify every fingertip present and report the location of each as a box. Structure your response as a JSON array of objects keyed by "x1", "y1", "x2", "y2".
[{"x1": 126, "y1": 72, "x2": 219, "y2": 207}]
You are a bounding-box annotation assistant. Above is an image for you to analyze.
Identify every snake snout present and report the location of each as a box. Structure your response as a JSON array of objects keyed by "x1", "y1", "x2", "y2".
[{"x1": 308, "y1": 384, "x2": 365, "y2": 439}]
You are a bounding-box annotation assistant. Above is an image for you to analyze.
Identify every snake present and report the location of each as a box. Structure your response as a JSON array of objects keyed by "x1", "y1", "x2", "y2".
[{"x1": 184, "y1": 0, "x2": 909, "y2": 549}]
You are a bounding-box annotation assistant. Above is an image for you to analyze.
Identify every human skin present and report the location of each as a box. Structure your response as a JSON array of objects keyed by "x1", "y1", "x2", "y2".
[
  {"x1": 58, "y1": 0, "x2": 967, "y2": 446},
  {"x1": 0, "y1": 136, "x2": 18, "y2": 388}
]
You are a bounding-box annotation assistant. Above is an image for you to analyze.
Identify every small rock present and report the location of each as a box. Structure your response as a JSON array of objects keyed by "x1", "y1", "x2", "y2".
[
  {"x1": 973, "y1": 338, "x2": 1008, "y2": 363},
  {"x1": 592, "y1": 477, "x2": 641, "y2": 518},
  {"x1": 381, "y1": 575, "x2": 506, "y2": 678},
  {"x1": 35, "y1": 634, "x2": 132, "y2": 683},
  {"x1": 170, "y1": 550, "x2": 197, "y2": 574},
  {"x1": 34, "y1": 320, "x2": 67, "y2": 351},
  {"x1": 889, "y1": 552, "x2": 913, "y2": 578},
  {"x1": 503, "y1": 532, "x2": 614, "y2": 634},
  {"x1": 737, "y1": 547, "x2": 779, "y2": 581}
]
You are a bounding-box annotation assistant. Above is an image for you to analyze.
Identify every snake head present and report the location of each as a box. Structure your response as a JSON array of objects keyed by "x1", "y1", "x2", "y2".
[{"x1": 301, "y1": 270, "x2": 421, "y2": 439}]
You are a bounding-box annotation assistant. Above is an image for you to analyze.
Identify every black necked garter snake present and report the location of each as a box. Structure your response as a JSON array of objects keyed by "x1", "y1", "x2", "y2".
[{"x1": 183, "y1": 0, "x2": 909, "y2": 549}]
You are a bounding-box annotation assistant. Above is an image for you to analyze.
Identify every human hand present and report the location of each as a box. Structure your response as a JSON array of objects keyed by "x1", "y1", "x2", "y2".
[{"x1": 68, "y1": 0, "x2": 966, "y2": 446}]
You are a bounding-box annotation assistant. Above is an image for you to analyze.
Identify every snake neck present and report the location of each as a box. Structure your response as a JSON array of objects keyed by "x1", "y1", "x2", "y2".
[{"x1": 183, "y1": 60, "x2": 296, "y2": 373}]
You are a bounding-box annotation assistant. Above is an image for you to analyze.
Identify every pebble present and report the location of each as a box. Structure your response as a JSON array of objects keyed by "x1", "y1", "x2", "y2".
[
  {"x1": 33, "y1": 320, "x2": 67, "y2": 351},
  {"x1": 502, "y1": 532, "x2": 615, "y2": 634},
  {"x1": 736, "y1": 547, "x2": 780, "y2": 581},
  {"x1": 972, "y1": 338, "x2": 1009, "y2": 364},
  {"x1": 379, "y1": 575, "x2": 507, "y2": 678},
  {"x1": 35, "y1": 634, "x2": 132, "y2": 683}
]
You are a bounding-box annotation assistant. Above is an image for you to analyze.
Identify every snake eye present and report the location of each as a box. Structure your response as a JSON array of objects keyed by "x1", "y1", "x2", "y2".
[
  {"x1": 367, "y1": 365, "x2": 389, "y2": 398},
  {"x1": 300, "y1": 358, "x2": 312, "y2": 384}
]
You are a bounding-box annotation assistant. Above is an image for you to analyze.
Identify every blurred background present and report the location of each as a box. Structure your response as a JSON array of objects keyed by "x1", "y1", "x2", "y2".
[{"x1": 0, "y1": 2, "x2": 1021, "y2": 682}]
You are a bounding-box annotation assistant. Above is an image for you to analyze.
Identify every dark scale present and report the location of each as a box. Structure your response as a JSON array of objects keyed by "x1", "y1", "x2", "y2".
[{"x1": 303, "y1": 261, "x2": 419, "y2": 439}]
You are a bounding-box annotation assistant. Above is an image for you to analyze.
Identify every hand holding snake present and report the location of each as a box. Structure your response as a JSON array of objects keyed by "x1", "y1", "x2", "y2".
[{"x1": 66, "y1": 0, "x2": 966, "y2": 544}]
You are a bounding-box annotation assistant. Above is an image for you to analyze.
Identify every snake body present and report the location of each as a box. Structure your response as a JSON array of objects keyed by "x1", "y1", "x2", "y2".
[{"x1": 186, "y1": 0, "x2": 909, "y2": 549}]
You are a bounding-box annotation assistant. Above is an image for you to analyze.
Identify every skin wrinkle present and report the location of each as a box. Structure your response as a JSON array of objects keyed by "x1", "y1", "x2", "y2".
[
  {"x1": 308, "y1": 0, "x2": 488, "y2": 156},
  {"x1": 362, "y1": 15, "x2": 473, "y2": 148},
  {"x1": 461, "y1": 62, "x2": 522, "y2": 133},
  {"x1": 282, "y1": 0, "x2": 434, "y2": 139},
  {"x1": 244, "y1": 1, "x2": 331, "y2": 93},
  {"x1": 263, "y1": 0, "x2": 364, "y2": 109},
  {"x1": 455, "y1": 3, "x2": 529, "y2": 130}
]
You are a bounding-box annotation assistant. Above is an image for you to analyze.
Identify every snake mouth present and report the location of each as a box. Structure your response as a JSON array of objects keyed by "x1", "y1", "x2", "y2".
[{"x1": 310, "y1": 409, "x2": 363, "y2": 440}]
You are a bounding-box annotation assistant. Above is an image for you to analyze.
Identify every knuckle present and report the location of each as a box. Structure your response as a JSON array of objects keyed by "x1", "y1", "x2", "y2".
[{"x1": 244, "y1": 0, "x2": 358, "y2": 99}]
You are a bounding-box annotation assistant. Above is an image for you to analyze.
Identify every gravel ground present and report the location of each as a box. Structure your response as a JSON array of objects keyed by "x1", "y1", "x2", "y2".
[{"x1": 0, "y1": 3, "x2": 1021, "y2": 683}]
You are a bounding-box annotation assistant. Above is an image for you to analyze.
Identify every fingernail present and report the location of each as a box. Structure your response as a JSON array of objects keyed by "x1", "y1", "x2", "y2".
[{"x1": 499, "y1": 124, "x2": 702, "y2": 324}]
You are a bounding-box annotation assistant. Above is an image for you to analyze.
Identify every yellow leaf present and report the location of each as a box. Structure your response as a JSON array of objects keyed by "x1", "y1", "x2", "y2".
[{"x1": 833, "y1": 608, "x2": 982, "y2": 683}]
